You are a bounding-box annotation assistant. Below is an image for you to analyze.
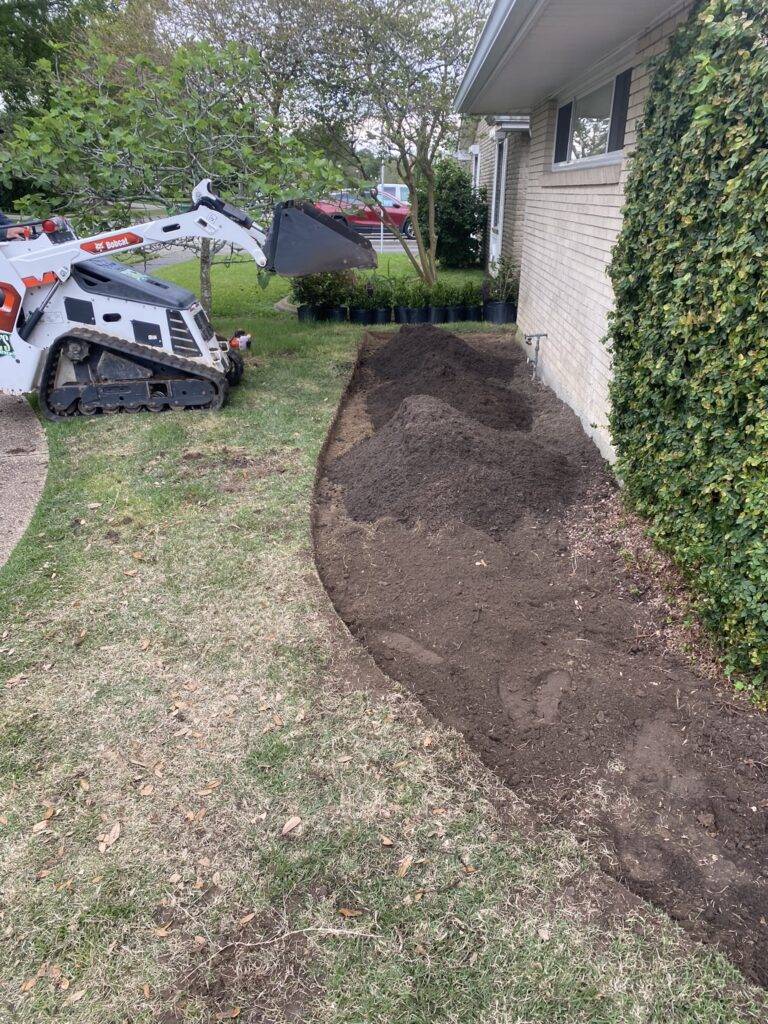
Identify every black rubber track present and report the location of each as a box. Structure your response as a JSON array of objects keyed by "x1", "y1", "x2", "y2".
[{"x1": 39, "y1": 327, "x2": 228, "y2": 420}]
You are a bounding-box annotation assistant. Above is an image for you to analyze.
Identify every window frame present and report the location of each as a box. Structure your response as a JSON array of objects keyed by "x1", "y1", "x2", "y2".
[{"x1": 552, "y1": 67, "x2": 632, "y2": 170}]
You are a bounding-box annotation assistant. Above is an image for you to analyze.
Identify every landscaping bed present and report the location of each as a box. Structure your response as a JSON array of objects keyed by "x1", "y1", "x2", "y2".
[{"x1": 313, "y1": 325, "x2": 768, "y2": 986}]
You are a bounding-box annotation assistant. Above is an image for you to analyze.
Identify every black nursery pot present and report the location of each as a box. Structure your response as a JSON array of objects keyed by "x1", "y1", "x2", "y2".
[
  {"x1": 394, "y1": 306, "x2": 410, "y2": 324},
  {"x1": 428, "y1": 305, "x2": 447, "y2": 324},
  {"x1": 483, "y1": 300, "x2": 517, "y2": 324},
  {"x1": 371, "y1": 307, "x2": 391, "y2": 325},
  {"x1": 443, "y1": 304, "x2": 465, "y2": 323},
  {"x1": 408, "y1": 306, "x2": 429, "y2": 324},
  {"x1": 325, "y1": 306, "x2": 348, "y2": 323},
  {"x1": 297, "y1": 304, "x2": 319, "y2": 323},
  {"x1": 349, "y1": 307, "x2": 374, "y2": 325},
  {"x1": 464, "y1": 305, "x2": 483, "y2": 322}
]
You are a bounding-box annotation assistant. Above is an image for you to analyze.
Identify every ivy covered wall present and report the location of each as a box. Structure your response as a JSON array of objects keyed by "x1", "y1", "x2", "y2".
[{"x1": 608, "y1": 0, "x2": 768, "y2": 696}]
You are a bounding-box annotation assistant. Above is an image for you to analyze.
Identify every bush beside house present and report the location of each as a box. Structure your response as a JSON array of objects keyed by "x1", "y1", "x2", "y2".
[
  {"x1": 608, "y1": 0, "x2": 768, "y2": 696},
  {"x1": 415, "y1": 159, "x2": 488, "y2": 268}
]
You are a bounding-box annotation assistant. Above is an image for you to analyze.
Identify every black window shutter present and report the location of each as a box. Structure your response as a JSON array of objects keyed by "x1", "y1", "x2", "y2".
[
  {"x1": 608, "y1": 68, "x2": 632, "y2": 152},
  {"x1": 553, "y1": 102, "x2": 572, "y2": 163}
]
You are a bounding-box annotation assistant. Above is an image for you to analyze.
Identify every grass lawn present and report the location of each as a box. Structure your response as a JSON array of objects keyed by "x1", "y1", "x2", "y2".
[{"x1": 0, "y1": 258, "x2": 765, "y2": 1022}]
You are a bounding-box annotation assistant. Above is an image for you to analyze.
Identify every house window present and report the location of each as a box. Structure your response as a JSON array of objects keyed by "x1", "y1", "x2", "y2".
[
  {"x1": 491, "y1": 138, "x2": 506, "y2": 229},
  {"x1": 553, "y1": 68, "x2": 632, "y2": 165}
]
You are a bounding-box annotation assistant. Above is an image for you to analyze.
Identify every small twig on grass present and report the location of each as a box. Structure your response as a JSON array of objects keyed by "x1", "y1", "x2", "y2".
[{"x1": 178, "y1": 926, "x2": 382, "y2": 987}]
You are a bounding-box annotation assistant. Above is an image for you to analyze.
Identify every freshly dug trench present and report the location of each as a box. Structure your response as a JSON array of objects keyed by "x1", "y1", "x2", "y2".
[{"x1": 314, "y1": 326, "x2": 768, "y2": 986}]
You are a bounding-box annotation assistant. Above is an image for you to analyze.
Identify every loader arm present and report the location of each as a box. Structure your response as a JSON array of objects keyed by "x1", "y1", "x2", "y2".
[{"x1": 8, "y1": 184, "x2": 268, "y2": 291}]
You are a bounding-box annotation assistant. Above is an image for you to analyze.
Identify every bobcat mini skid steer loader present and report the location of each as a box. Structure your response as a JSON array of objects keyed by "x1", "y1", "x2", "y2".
[{"x1": 0, "y1": 180, "x2": 376, "y2": 419}]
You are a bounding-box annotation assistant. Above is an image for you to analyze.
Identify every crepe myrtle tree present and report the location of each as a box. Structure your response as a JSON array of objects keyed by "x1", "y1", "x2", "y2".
[
  {"x1": 322, "y1": 0, "x2": 487, "y2": 285},
  {"x1": 0, "y1": 42, "x2": 342, "y2": 312}
]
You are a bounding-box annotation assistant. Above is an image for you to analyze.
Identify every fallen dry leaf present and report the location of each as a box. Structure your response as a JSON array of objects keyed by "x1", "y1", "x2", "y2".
[
  {"x1": 98, "y1": 821, "x2": 121, "y2": 853},
  {"x1": 537, "y1": 925, "x2": 551, "y2": 942},
  {"x1": 123, "y1": 568, "x2": 138, "y2": 578},
  {"x1": 31, "y1": 819, "x2": 49, "y2": 834},
  {"x1": 64, "y1": 989, "x2": 86, "y2": 1006},
  {"x1": 78, "y1": 779, "x2": 90, "y2": 792},
  {"x1": 281, "y1": 815, "x2": 302, "y2": 836},
  {"x1": 139, "y1": 783, "x2": 154, "y2": 797},
  {"x1": 239, "y1": 912, "x2": 256, "y2": 926},
  {"x1": 380, "y1": 836, "x2": 394, "y2": 847},
  {"x1": 338, "y1": 907, "x2": 363, "y2": 918},
  {"x1": 215, "y1": 1009, "x2": 240, "y2": 1021},
  {"x1": 139, "y1": 638, "x2": 150, "y2": 652},
  {"x1": 73, "y1": 629, "x2": 87, "y2": 648},
  {"x1": 87, "y1": 502, "x2": 102, "y2": 510},
  {"x1": 154, "y1": 925, "x2": 172, "y2": 938},
  {"x1": 397, "y1": 855, "x2": 414, "y2": 878},
  {"x1": 337, "y1": 755, "x2": 352, "y2": 764},
  {"x1": 20, "y1": 977, "x2": 37, "y2": 993}
]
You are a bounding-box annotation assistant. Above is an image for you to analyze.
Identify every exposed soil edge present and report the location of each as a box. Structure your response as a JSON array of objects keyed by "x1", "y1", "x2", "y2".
[{"x1": 0, "y1": 395, "x2": 49, "y2": 570}]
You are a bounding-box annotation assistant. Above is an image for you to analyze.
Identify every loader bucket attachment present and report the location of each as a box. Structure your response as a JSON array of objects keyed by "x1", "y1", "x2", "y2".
[{"x1": 264, "y1": 201, "x2": 377, "y2": 276}]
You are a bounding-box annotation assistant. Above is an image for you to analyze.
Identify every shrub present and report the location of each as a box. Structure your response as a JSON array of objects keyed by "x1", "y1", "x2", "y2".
[
  {"x1": 348, "y1": 279, "x2": 376, "y2": 310},
  {"x1": 460, "y1": 280, "x2": 483, "y2": 309},
  {"x1": 484, "y1": 257, "x2": 519, "y2": 304},
  {"x1": 391, "y1": 277, "x2": 413, "y2": 308},
  {"x1": 428, "y1": 280, "x2": 453, "y2": 307},
  {"x1": 415, "y1": 159, "x2": 488, "y2": 268},
  {"x1": 370, "y1": 275, "x2": 393, "y2": 309},
  {"x1": 607, "y1": 0, "x2": 768, "y2": 697},
  {"x1": 290, "y1": 271, "x2": 356, "y2": 308},
  {"x1": 408, "y1": 279, "x2": 430, "y2": 309}
]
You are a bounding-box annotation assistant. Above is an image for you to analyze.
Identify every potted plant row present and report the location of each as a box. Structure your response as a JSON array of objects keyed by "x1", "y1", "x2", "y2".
[
  {"x1": 292, "y1": 271, "x2": 356, "y2": 323},
  {"x1": 291, "y1": 272, "x2": 506, "y2": 325}
]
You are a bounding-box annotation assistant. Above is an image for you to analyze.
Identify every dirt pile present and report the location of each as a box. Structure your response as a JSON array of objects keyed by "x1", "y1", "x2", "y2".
[
  {"x1": 314, "y1": 325, "x2": 768, "y2": 986},
  {"x1": 363, "y1": 323, "x2": 522, "y2": 382},
  {"x1": 330, "y1": 395, "x2": 580, "y2": 533}
]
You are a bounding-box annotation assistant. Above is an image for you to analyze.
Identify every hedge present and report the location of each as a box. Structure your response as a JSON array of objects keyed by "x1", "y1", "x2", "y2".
[{"x1": 607, "y1": 0, "x2": 768, "y2": 696}]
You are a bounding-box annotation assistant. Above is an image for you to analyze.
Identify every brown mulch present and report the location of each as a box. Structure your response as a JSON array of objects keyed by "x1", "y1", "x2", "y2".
[{"x1": 312, "y1": 325, "x2": 768, "y2": 986}]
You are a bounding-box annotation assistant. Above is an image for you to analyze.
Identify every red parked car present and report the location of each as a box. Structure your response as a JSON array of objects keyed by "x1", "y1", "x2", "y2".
[{"x1": 315, "y1": 191, "x2": 414, "y2": 238}]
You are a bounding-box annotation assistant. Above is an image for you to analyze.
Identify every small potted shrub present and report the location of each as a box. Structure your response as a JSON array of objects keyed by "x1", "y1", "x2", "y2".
[
  {"x1": 408, "y1": 280, "x2": 429, "y2": 323},
  {"x1": 392, "y1": 277, "x2": 412, "y2": 324},
  {"x1": 291, "y1": 274, "x2": 322, "y2": 322},
  {"x1": 348, "y1": 280, "x2": 376, "y2": 325},
  {"x1": 321, "y1": 270, "x2": 355, "y2": 322},
  {"x1": 483, "y1": 257, "x2": 518, "y2": 324},
  {"x1": 460, "y1": 280, "x2": 483, "y2": 322},
  {"x1": 427, "y1": 281, "x2": 451, "y2": 324},
  {"x1": 442, "y1": 282, "x2": 466, "y2": 323},
  {"x1": 369, "y1": 275, "x2": 392, "y2": 325}
]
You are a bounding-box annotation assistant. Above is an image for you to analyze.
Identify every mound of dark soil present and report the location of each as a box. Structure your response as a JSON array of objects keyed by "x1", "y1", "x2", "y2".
[
  {"x1": 330, "y1": 395, "x2": 579, "y2": 534},
  {"x1": 314, "y1": 326, "x2": 768, "y2": 985},
  {"x1": 363, "y1": 323, "x2": 522, "y2": 383},
  {"x1": 366, "y1": 374, "x2": 533, "y2": 432}
]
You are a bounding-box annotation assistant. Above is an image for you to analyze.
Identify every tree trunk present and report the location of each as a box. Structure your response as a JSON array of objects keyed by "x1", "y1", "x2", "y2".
[{"x1": 199, "y1": 238, "x2": 212, "y2": 317}]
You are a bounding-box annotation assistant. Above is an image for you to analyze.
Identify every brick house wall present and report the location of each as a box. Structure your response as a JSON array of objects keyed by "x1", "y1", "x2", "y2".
[{"x1": 515, "y1": 4, "x2": 693, "y2": 460}]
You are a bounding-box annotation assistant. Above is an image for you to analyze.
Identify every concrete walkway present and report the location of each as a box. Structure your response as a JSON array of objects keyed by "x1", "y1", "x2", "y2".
[{"x1": 0, "y1": 395, "x2": 48, "y2": 569}]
